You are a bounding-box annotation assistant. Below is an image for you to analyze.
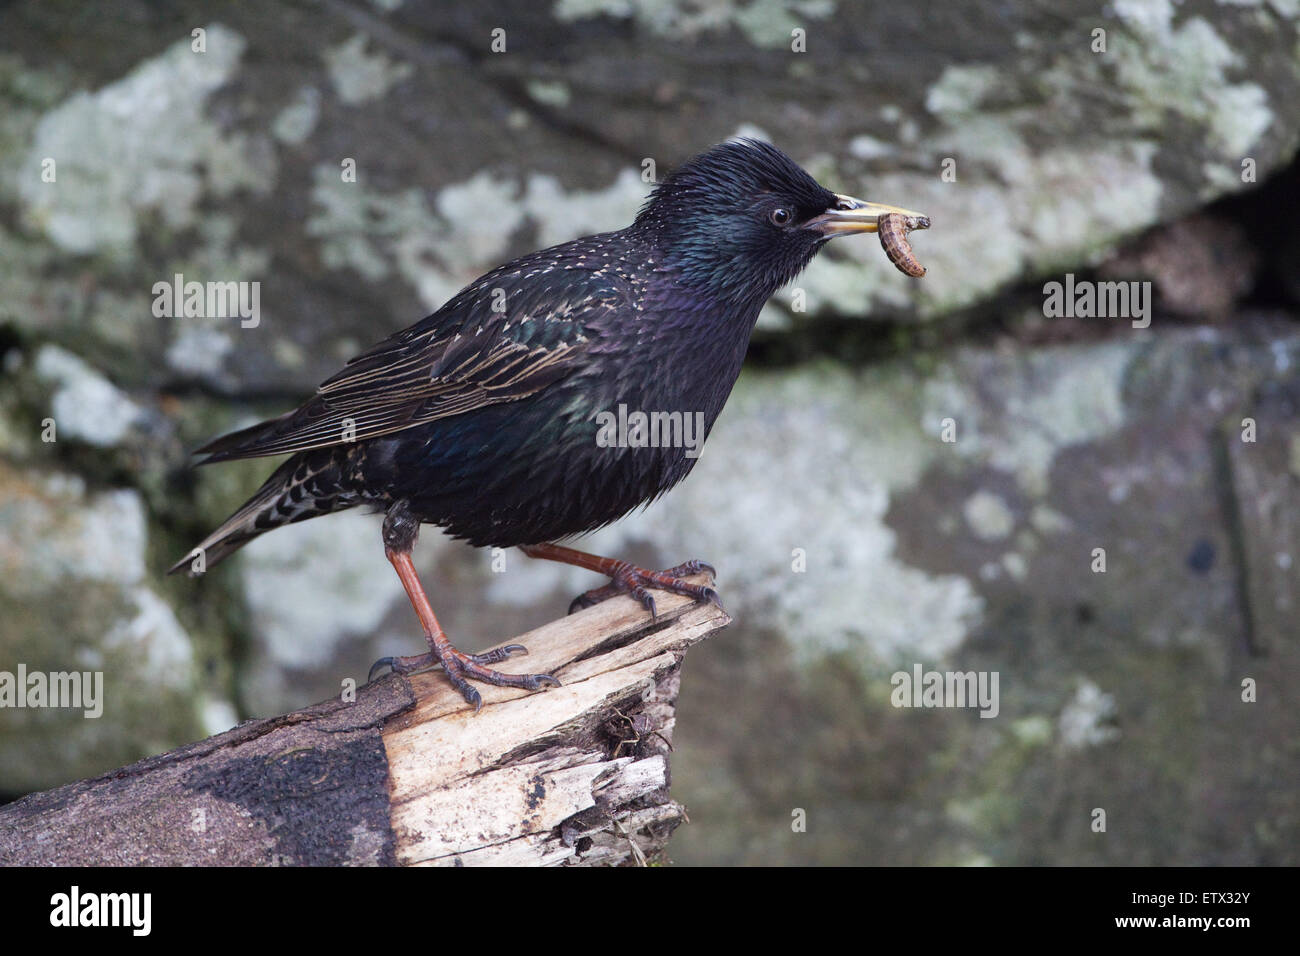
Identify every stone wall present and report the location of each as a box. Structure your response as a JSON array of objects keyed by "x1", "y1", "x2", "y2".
[{"x1": 1, "y1": 0, "x2": 1297, "y2": 864}]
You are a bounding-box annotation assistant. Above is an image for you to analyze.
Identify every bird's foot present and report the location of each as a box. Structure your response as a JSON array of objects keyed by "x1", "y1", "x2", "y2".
[
  {"x1": 367, "y1": 642, "x2": 561, "y2": 712},
  {"x1": 568, "y1": 559, "x2": 721, "y2": 619}
]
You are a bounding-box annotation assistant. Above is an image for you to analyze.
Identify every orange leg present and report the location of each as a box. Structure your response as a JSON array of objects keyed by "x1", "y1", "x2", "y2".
[
  {"x1": 520, "y1": 542, "x2": 721, "y2": 618},
  {"x1": 369, "y1": 502, "x2": 560, "y2": 711}
]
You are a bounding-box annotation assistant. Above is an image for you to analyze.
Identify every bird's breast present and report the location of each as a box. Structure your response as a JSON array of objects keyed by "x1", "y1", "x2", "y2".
[{"x1": 364, "y1": 286, "x2": 760, "y2": 548}]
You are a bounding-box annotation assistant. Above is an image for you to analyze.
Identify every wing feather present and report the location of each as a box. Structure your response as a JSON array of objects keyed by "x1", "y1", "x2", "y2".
[{"x1": 196, "y1": 262, "x2": 629, "y2": 463}]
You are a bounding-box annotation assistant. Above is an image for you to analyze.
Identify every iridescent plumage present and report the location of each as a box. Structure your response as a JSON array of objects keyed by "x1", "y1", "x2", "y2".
[{"x1": 171, "y1": 139, "x2": 925, "y2": 708}]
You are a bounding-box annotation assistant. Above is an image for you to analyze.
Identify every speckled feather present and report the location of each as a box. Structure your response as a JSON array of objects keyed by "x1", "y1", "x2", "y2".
[{"x1": 170, "y1": 140, "x2": 845, "y2": 572}]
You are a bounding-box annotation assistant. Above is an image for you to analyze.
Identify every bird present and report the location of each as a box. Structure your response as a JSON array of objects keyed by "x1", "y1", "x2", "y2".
[{"x1": 169, "y1": 138, "x2": 928, "y2": 710}]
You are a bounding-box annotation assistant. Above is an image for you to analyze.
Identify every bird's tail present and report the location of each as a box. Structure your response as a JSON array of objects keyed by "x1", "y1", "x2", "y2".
[{"x1": 168, "y1": 448, "x2": 363, "y2": 576}]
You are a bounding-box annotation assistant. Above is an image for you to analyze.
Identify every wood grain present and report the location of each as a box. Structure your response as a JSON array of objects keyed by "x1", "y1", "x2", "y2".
[{"x1": 0, "y1": 576, "x2": 728, "y2": 867}]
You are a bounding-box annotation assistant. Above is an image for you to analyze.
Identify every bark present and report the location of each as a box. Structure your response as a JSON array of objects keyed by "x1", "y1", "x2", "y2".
[{"x1": 0, "y1": 580, "x2": 728, "y2": 866}]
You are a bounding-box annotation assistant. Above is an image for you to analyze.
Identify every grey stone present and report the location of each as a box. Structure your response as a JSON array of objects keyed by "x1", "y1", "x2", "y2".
[
  {"x1": 0, "y1": 464, "x2": 215, "y2": 794},
  {"x1": 0, "y1": 1, "x2": 1297, "y2": 864}
]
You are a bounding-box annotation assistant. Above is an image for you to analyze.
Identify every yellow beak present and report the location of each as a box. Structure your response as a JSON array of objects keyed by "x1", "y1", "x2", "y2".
[{"x1": 807, "y1": 193, "x2": 931, "y2": 236}]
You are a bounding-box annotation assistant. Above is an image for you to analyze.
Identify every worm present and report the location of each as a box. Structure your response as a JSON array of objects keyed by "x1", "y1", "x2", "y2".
[{"x1": 878, "y1": 212, "x2": 931, "y2": 278}]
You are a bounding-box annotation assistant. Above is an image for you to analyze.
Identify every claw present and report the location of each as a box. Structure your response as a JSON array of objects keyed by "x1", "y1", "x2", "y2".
[
  {"x1": 447, "y1": 673, "x2": 482, "y2": 714},
  {"x1": 632, "y1": 587, "x2": 657, "y2": 619},
  {"x1": 369, "y1": 651, "x2": 438, "y2": 681},
  {"x1": 367, "y1": 642, "x2": 558, "y2": 711},
  {"x1": 664, "y1": 560, "x2": 716, "y2": 579},
  {"x1": 469, "y1": 644, "x2": 529, "y2": 665},
  {"x1": 565, "y1": 558, "x2": 720, "y2": 618},
  {"x1": 380, "y1": 540, "x2": 556, "y2": 712},
  {"x1": 367, "y1": 657, "x2": 397, "y2": 683},
  {"x1": 569, "y1": 586, "x2": 616, "y2": 615}
]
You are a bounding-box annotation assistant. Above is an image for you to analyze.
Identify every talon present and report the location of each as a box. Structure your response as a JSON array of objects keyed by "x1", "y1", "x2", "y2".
[
  {"x1": 460, "y1": 681, "x2": 484, "y2": 714},
  {"x1": 370, "y1": 640, "x2": 555, "y2": 711},
  {"x1": 567, "y1": 582, "x2": 623, "y2": 614},
  {"x1": 440, "y1": 649, "x2": 562, "y2": 709},
  {"x1": 522, "y1": 544, "x2": 722, "y2": 623},
  {"x1": 562, "y1": 557, "x2": 721, "y2": 618},
  {"x1": 632, "y1": 587, "x2": 657, "y2": 619},
  {"x1": 379, "y1": 541, "x2": 557, "y2": 712},
  {"x1": 367, "y1": 657, "x2": 396, "y2": 683},
  {"x1": 470, "y1": 643, "x2": 529, "y2": 665},
  {"x1": 665, "y1": 559, "x2": 716, "y2": 580},
  {"x1": 370, "y1": 651, "x2": 438, "y2": 679}
]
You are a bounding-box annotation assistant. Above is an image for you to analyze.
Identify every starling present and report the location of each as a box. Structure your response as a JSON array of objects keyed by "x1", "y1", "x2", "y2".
[{"x1": 170, "y1": 139, "x2": 928, "y2": 710}]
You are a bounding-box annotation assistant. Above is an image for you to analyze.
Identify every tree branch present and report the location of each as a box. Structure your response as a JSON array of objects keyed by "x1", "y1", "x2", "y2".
[{"x1": 0, "y1": 578, "x2": 728, "y2": 866}]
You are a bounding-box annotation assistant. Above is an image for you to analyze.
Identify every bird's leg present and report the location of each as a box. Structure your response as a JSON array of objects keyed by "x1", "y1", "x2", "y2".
[
  {"x1": 369, "y1": 501, "x2": 560, "y2": 711},
  {"x1": 519, "y1": 542, "x2": 721, "y2": 618}
]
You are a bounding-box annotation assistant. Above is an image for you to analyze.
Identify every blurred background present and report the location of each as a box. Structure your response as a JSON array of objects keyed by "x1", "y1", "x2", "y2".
[{"x1": 1, "y1": 0, "x2": 1297, "y2": 864}]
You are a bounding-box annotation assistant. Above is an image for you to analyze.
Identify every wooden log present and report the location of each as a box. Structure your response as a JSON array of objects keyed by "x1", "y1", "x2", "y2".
[{"x1": 0, "y1": 577, "x2": 729, "y2": 866}]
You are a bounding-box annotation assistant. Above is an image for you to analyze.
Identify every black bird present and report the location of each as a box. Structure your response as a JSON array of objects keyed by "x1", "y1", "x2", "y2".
[{"x1": 170, "y1": 139, "x2": 927, "y2": 710}]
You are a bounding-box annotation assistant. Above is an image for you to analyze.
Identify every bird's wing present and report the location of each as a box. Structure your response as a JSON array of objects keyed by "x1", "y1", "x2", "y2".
[{"x1": 195, "y1": 263, "x2": 633, "y2": 462}]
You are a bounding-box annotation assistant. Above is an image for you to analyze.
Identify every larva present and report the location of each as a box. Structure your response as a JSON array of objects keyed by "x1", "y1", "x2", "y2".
[{"x1": 879, "y1": 212, "x2": 931, "y2": 278}]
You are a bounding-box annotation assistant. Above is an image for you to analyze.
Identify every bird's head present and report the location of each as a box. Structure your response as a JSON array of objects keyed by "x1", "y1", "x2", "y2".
[{"x1": 634, "y1": 138, "x2": 926, "y2": 308}]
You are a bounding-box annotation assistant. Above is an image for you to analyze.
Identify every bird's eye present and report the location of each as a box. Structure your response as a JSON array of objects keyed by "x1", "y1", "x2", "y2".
[{"x1": 769, "y1": 207, "x2": 792, "y2": 227}]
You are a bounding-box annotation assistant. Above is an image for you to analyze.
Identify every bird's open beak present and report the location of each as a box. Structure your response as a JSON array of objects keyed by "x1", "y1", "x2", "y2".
[{"x1": 807, "y1": 194, "x2": 930, "y2": 236}]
